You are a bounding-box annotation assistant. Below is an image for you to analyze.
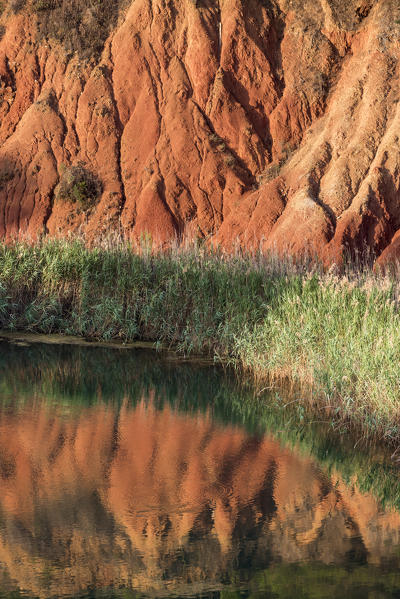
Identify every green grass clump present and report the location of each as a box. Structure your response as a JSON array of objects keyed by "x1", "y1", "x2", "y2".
[{"x1": 0, "y1": 238, "x2": 400, "y2": 443}]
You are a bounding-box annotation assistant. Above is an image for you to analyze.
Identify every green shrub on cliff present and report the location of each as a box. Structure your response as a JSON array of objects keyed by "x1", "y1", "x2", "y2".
[{"x1": 55, "y1": 164, "x2": 101, "y2": 211}]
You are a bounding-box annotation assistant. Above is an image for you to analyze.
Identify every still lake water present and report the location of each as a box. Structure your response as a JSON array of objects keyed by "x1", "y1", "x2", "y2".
[{"x1": 0, "y1": 340, "x2": 398, "y2": 598}]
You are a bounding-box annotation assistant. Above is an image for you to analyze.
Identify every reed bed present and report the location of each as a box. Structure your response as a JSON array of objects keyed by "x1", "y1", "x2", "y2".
[{"x1": 0, "y1": 238, "x2": 400, "y2": 443}]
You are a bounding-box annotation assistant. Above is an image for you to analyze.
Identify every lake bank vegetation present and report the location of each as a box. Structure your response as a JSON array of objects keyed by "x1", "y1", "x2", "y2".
[
  {"x1": 1, "y1": 340, "x2": 398, "y2": 511},
  {"x1": 1, "y1": 238, "x2": 400, "y2": 445}
]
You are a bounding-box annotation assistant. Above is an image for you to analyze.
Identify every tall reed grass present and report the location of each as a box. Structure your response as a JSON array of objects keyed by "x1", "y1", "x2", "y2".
[{"x1": 0, "y1": 238, "x2": 399, "y2": 443}]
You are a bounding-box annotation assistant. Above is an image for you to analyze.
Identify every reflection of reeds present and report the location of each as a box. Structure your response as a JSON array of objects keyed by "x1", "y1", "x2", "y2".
[
  {"x1": 0, "y1": 342, "x2": 399, "y2": 512},
  {"x1": 0, "y1": 401, "x2": 398, "y2": 598},
  {"x1": 1, "y1": 238, "x2": 400, "y2": 442}
]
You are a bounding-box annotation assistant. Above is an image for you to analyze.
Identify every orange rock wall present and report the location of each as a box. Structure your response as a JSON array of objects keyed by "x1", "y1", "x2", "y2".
[{"x1": 0, "y1": 0, "x2": 399, "y2": 264}]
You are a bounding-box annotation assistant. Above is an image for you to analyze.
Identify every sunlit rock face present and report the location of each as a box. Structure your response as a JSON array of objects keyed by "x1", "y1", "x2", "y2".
[
  {"x1": 0, "y1": 400, "x2": 398, "y2": 597},
  {"x1": 0, "y1": 1, "x2": 399, "y2": 264}
]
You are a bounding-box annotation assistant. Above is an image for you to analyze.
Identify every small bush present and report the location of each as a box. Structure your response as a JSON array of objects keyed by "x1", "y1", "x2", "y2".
[
  {"x1": 223, "y1": 153, "x2": 236, "y2": 167},
  {"x1": 32, "y1": 0, "x2": 55, "y2": 10},
  {"x1": 31, "y1": 0, "x2": 127, "y2": 58},
  {"x1": 55, "y1": 164, "x2": 101, "y2": 211},
  {"x1": 0, "y1": 169, "x2": 14, "y2": 190},
  {"x1": 257, "y1": 163, "x2": 281, "y2": 186},
  {"x1": 8, "y1": 0, "x2": 25, "y2": 12}
]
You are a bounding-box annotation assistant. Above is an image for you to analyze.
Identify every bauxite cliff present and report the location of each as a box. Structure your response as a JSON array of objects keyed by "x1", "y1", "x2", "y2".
[{"x1": 0, "y1": 0, "x2": 399, "y2": 264}]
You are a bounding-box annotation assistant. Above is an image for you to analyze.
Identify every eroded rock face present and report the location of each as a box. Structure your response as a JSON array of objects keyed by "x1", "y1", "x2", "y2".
[{"x1": 0, "y1": 0, "x2": 399, "y2": 264}]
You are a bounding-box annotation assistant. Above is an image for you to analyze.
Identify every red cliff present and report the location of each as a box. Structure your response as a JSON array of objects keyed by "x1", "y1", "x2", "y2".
[{"x1": 0, "y1": 0, "x2": 399, "y2": 264}]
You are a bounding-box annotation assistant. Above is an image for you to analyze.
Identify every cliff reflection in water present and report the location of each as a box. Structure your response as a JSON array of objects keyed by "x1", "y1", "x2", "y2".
[{"x1": 0, "y1": 342, "x2": 398, "y2": 598}]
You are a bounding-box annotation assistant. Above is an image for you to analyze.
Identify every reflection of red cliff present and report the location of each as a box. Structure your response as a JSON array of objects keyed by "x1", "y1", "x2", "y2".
[
  {"x1": 0, "y1": 1, "x2": 400, "y2": 264},
  {"x1": 0, "y1": 400, "x2": 397, "y2": 596}
]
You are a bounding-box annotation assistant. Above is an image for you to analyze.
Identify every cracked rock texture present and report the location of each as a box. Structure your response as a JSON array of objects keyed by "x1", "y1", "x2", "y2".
[{"x1": 0, "y1": 0, "x2": 399, "y2": 264}]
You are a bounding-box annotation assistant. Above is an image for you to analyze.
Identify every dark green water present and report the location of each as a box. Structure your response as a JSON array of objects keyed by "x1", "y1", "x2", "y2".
[{"x1": 0, "y1": 340, "x2": 398, "y2": 599}]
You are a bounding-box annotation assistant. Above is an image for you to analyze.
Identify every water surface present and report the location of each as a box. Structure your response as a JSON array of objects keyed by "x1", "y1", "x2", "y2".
[{"x1": 0, "y1": 341, "x2": 398, "y2": 598}]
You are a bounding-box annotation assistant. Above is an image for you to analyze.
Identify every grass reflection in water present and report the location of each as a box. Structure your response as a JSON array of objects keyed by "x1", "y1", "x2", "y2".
[{"x1": 0, "y1": 341, "x2": 397, "y2": 598}]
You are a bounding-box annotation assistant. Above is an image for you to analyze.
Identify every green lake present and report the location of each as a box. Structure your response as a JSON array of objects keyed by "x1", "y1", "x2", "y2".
[{"x1": 0, "y1": 340, "x2": 398, "y2": 598}]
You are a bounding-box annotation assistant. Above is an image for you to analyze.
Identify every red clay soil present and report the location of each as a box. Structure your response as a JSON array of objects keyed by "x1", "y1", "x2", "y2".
[{"x1": 0, "y1": 0, "x2": 399, "y2": 265}]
